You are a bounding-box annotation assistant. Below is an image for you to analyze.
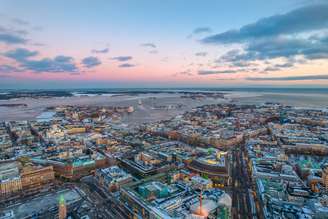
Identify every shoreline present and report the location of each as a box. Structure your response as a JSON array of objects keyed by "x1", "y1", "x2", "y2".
[{"x1": 0, "y1": 91, "x2": 327, "y2": 122}]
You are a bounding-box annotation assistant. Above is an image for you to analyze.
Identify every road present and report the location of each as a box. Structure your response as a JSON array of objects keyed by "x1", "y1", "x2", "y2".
[
  {"x1": 77, "y1": 176, "x2": 129, "y2": 219},
  {"x1": 231, "y1": 144, "x2": 254, "y2": 219}
]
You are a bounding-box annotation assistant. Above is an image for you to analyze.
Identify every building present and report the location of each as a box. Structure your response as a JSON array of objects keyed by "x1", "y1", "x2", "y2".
[
  {"x1": 189, "y1": 195, "x2": 232, "y2": 219},
  {"x1": 32, "y1": 153, "x2": 108, "y2": 180},
  {"x1": 95, "y1": 166, "x2": 132, "y2": 192},
  {"x1": 20, "y1": 165, "x2": 55, "y2": 191},
  {"x1": 322, "y1": 164, "x2": 328, "y2": 190},
  {"x1": 190, "y1": 175, "x2": 213, "y2": 190},
  {"x1": 65, "y1": 125, "x2": 86, "y2": 135},
  {"x1": 118, "y1": 151, "x2": 171, "y2": 178},
  {"x1": 0, "y1": 188, "x2": 88, "y2": 219},
  {"x1": 120, "y1": 173, "x2": 231, "y2": 219},
  {"x1": 0, "y1": 160, "x2": 56, "y2": 198},
  {"x1": 0, "y1": 162, "x2": 22, "y2": 196},
  {"x1": 188, "y1": 150, "x2": 230, "y2": 187}
]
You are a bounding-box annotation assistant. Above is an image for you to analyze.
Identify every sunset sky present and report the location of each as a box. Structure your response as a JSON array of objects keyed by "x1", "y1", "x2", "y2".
[{"x1": 0, "y1": 0, "x2": 328, "y2": 88}]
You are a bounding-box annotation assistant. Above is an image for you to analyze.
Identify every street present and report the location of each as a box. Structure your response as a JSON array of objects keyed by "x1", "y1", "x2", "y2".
[
  {"x1": 231, "y1": 144, "x2": 254, "y2": 219},
  {"x1": 76, "y1": 176, "x2": 129, "y2": 219}
]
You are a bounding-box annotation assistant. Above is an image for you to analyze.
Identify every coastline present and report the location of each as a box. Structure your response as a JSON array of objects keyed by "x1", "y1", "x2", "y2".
[{"x1": 0, "y1": 90, "x2": 327, "y2": 122}]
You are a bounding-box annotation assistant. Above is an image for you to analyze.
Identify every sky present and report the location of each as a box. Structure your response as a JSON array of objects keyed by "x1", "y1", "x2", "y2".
[{"x1": 0, "y1": 0, "x2": 328, "y2": 89}]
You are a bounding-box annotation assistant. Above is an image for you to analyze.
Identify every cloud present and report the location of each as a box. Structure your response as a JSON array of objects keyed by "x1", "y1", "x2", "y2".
[
  {"x1": 195, "y1": 52, "x2": 208, "y2": 57},
  {"x1": 201, "y1": 3, "x2": 328, "y2": 74},
  {"x1": 91, "y1": 48, "x2": 109, "y2": 54},
  {"x1": 0, "y1": 25, "x2": 28, "y2": 44},
  {"x1": 4, "y1": 48, "x2": 78, "y2": 73},
  {"x1": 0, "y1": 64, "x2": 22, "y2": 73},
  {"x1": 230, "y1": 61, "x2": 253, "y2": 67},
  {"x1": 202, "y1": 4, "x2": 328, "y2": 44},
  {"x1": 173, "y1": 70, "x2": 193, "y2": 77},
  {"x1": 246, "y1": 37, "x2": 309, "y2": 60},
  {"x1": 246, "y1": 74, "x2": 328, "y2": 81},
  {"x1": 192, "y1": 27, "x2": 212, "y2": 35},
  {"x1": 4, "y1": 48, "x2": 38, "y2": 61},
  {"x1": 23, "y1": 56, "x2": 78, "y2": 73},
  {"x1": 141, "y1": 43, "x2": 156, "y2": 48},
  {"x1": 81, "y1": 56, "x2": 101, "y2": 68},
  {"x1": 263, "y1": 66, "x2": 281, "y2": 72},
  {"x1": 261, "y1": 60, "x2": 296, "y2": 72},
  {"x1": 198, "y1": 69, "x2": 238, "y2": 75},
  {"x1": 218, "y1": 49, "x2": 243, "y2": 62},
  {"x1": 12, "y1": 18, "x2": 29, "y2": 26},
  {"x1": 141, "y1": 43, "x2": 159, "y2": 53},
  {"x1": 214, "y1": 33, "x2": 328, "y2": 72},
  {"x1": 274, "y1": 62, "x2": 294, "y2": 68},
  {"x1": 0, "y1": 33, "x2": 27, "y2": 44},
  {"x1": 216, "y1": 78, "x2": 237, "y2": 81},
  {"x1": 246, "y1": 35, "x2": 328, "y2": 61},
  {"x1": 118, "y1": 63, "x2": 136, "y2": 68},
  {"x1": 188, "y1": 27, "x2": 212, "y2": 38},
  {"x1": 111, "y1": 56, "x2": 133, "y2": 62}
]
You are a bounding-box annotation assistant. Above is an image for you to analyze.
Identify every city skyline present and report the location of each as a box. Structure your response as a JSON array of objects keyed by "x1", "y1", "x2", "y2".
[{"x1": 1, "y1": 0, "x2": 328, "y2": 88}]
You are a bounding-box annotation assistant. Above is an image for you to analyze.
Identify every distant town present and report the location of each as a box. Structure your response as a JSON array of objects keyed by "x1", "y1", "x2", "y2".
[{"x1": 0, "y1": 91, "x2": 327, "y2": 219}]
